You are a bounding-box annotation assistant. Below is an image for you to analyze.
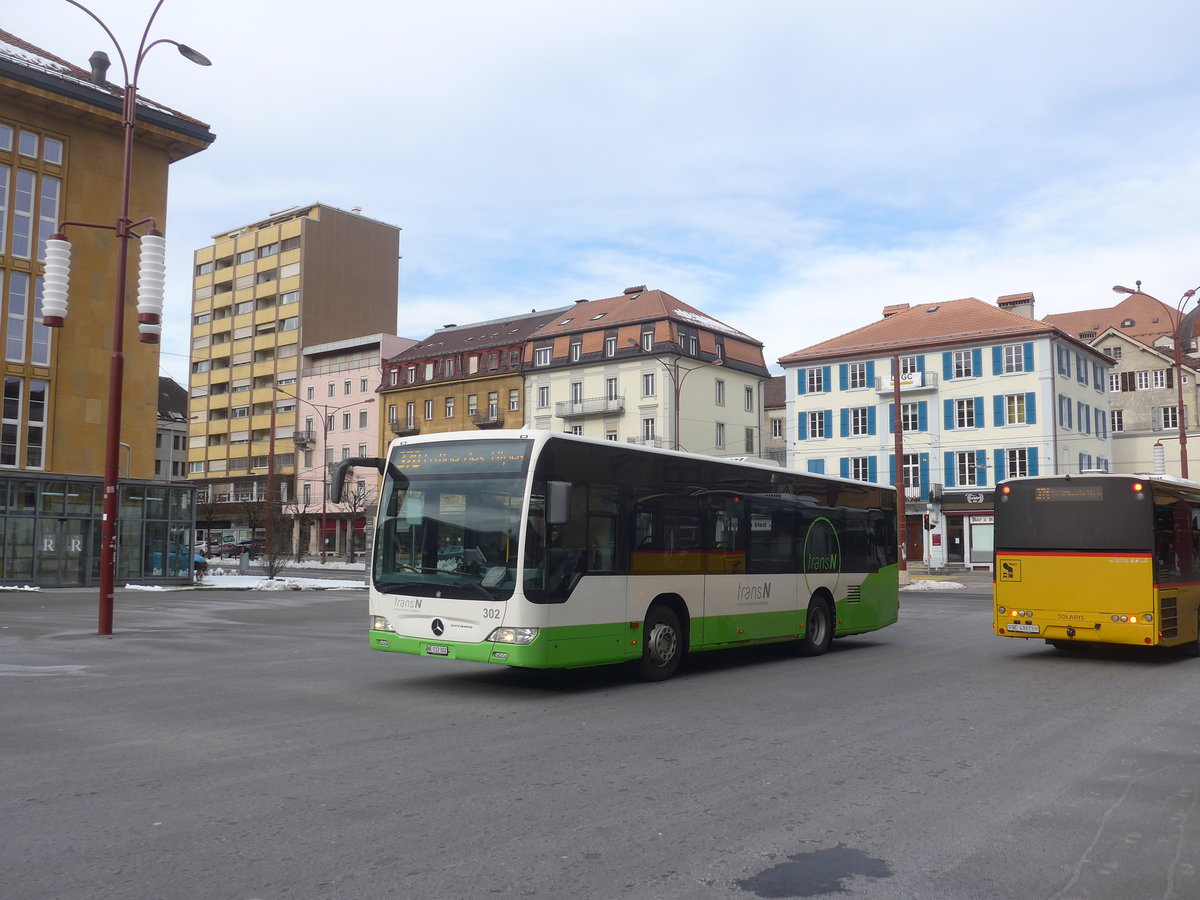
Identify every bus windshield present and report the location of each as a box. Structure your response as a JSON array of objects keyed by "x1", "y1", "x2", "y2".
[{"x1": 372, "y1": 439, "x2": 532, "y2": 601}]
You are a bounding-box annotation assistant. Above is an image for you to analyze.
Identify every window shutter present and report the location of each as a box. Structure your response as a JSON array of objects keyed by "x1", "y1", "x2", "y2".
[
  {"x1": 994, "y1": 394, "x2": 1004, "y2": 427},
  {"x1": 919, "y1": 453, "x2": 930, "y2": 500},
  {"x1": 796, "y1": 413, "x2": 807, "y2": 441},
  {"x1": 972, "y1": 348, "x2": 983, "y2": 376},
  {"x1": 992, "y1": 346, "x2": 1003, "y2": 375},
  {"x1": 944, "y1": 452, "x2": 956, "y2": 487},
  {"x1": 944, "y1": 399, "x2": 954, "y2": 430},
  {"x1": 838, "y1": 364, "x2": 848, "y2": 391},
  {"x1": 866, "y1": 361, "x2": 875, "y2": 385},
  {"x1": 943, "y1": 352, "x2": 953, "y2": 380},
  {"x1": 977, "y1": 450, "x2": 988, "y2": 486},
  {"x1": 839, "y1": 458, "x2": 850, "y2": 479},
  {"x1": 887, "y1": 403, "x2": 895, "y2": 434},
  {"x1": 824, "y1": 410, "x2": 833, "y2": 437},
  {"x1": 868, "y1": 457, "x2": 878, "y2": 482},
  {"x1": 1028, "y1": 450, "x2": 1039, "y2": 476},
  {"x1": 974, "y1": 396, "x2": 984, "y2": 426},
  {"x1": 822, "y1": 366, "x2": 832, "y2": 391},
  {"x1": 797, "y1": 369, "x2": 807, "y2": 395},
  {"x1": 867, "y1": 406, "x2": 877, "y2": 436},
  {"x1": 840, "y1": 408, "x2": 849, "y2": 437},
  {"x1": 1023, "y1": 343, "x2": 1034, "y2": 372},
  {"x1": 917, "y1": 401, "x2": 928, "y2": 431},
  {"x1": 1026, "y1": 392, "x2": 1036, "y2": 424},
  {"x1": 888, "y1": 454, "x2": 896, "y2": 485},
  {"x1": 994, "y1": 449, "x2": 1005, "y2": 481},
  {"x1": 808, "y1": 459, "x2": 825, "y2": 474}
]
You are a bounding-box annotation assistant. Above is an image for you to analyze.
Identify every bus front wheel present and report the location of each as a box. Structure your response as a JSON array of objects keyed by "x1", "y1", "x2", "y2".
[
  {"x1": 797, "y1": 596, "x2": 833, "y2": 657},
  {"x1": 638, "y1": 605, "x2": 683, "y2": 681}
]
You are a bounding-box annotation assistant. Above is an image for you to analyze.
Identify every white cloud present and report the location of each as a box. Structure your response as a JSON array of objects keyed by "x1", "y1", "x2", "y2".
[{"x1": 7, "y1": 0, "x2": 1200, "y2": 386}]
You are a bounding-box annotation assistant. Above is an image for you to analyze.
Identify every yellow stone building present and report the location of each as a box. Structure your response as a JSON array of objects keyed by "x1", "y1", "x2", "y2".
[{"x1": 0, "y1": 29, "x2": 213, "y2": 585}]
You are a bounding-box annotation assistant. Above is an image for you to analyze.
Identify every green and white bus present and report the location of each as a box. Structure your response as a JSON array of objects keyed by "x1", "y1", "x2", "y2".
[{"x1": 334, "y1": 431, "x2": 899, "y2": 680}]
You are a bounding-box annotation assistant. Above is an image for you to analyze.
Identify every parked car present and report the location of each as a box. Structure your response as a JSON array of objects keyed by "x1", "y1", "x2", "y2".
[
  {"x1": 235, "y1": 539, "x2": 263, "y2": 559},
  {"x1": 194, "y1": 540, "x2": 210, "y2": 557}
]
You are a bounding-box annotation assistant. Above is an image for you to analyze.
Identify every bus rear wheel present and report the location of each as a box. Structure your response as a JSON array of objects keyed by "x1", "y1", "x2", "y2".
[
  {"x1": 797, "y1": 596, "x2": 833, "y2": 657},
  {"x1": 638, "y1": 605, "x2": 683, "y2": 681}
]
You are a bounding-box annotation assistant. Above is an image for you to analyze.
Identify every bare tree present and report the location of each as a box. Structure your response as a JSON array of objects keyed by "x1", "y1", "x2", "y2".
[
  {"x1": 284, "y1": 494, "x2": 318, "y2": 562},
  {"x1": 196, "y1": 497, "x2": 221, "y2": 550},
  {"x1": 334, "y1": 477, "x2": 374, "y2": 563},
  {"x1": 260, "y1": 494, "x2": 291, "y2": 579}
]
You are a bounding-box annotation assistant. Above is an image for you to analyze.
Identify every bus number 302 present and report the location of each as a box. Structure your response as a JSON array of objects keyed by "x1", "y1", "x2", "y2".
[{"x1": 482, "y1": 608, "x2": 501, "y2": 619}]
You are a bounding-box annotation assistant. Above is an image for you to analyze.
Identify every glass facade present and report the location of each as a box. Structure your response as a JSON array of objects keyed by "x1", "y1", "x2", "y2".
[{"x1": 0, "y1": 475, "x2": 196, "y2": 586}]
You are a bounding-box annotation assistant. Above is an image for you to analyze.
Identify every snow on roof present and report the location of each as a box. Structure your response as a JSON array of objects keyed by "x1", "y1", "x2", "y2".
[{"x1": 671, "y1": 308, "x2": 751, "y2": 340}]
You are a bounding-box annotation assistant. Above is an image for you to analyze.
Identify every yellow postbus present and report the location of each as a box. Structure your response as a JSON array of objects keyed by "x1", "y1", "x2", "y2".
[{"x1": 993, "y1": 473, "x2": 1200, "y2": 654}]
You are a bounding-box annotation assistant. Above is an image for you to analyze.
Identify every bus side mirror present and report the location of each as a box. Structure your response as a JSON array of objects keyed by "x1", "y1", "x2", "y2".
[
  {"x1": 331, "y1": 457, "x2": 387, "y2": 503},
  {"x1": 547, "y1": 481, "x2": 572, "y2": 525}
]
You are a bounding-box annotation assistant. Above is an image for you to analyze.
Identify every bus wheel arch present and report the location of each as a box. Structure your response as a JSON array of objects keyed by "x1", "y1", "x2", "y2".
[
  {"x1": 637, "y1": 595, "x2": 688, "y2": 681},
  {"x1": 797, "y1": 589, "x2": 835, "y2": 657}
]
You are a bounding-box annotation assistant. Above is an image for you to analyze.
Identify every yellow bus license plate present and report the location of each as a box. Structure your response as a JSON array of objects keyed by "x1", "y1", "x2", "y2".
[{"x1": 1006, "y1": 623, "x2": 1039, "y2": 634}]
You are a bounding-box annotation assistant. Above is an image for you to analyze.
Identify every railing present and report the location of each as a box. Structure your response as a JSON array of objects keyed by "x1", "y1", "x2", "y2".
[
  {"x1": 292, "y1": 430, "x2": 316, "y2": 446},
  {"x1": 556, "y1": 395, "x2": 625, "y2": 418},
  {"x1": 626, "y1": 436, "x2": 667, "y2": 448},
  {"x1": 390, "y1": 420, "x2": 419, "y2": 436},
  {"x1": 471, "y1": 411, "x2": 503, "y2": 428}
]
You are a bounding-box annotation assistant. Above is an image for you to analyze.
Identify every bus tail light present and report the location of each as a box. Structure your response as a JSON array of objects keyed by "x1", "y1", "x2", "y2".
[
  {"x1": 372, "y1": 615, "x2": 392, "y2": 632},
  {"x1": 489, "y1": 626, "x2": 538, "y2": 644}
]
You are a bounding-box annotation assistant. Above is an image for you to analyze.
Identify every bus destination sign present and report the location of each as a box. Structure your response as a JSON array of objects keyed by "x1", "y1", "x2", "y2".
[
  {"x1": 1034, "y1": 485, "x2": 1103, "y2": 502},
  {"x1": 390, "y1": 440, "x2": 530, "y2": 475}
]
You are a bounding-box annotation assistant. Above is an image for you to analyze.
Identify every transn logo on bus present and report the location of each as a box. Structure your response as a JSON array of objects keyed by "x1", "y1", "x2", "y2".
[{"x1": 803, "y1": 516, "x2": 842, "y2": 596}]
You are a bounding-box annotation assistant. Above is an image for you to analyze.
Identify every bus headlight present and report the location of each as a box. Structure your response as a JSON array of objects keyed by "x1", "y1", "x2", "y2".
[
  {"x1": 372, "y1": 615, "x2": 392, "y2": 632},
  {"x1": 488, "y1": 626, "x2": 538, "y2": 644}
]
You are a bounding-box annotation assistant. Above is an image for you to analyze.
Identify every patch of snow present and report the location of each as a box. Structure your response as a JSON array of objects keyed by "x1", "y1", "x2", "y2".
[
  {"x1": 671, "y1": 308, "x2": 751, "y2": 339},
  {"x1": 0, "y1": 584, "x2": 40, "y2": 592},
  {"x1": 902, "y1": 580, "x2": 967, "y2": 591}
]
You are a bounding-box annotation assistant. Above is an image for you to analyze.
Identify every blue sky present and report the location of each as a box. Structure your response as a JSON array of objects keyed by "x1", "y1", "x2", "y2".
[{"x1": 10, "y1": 0, "x2": 1200, "y2": 386}]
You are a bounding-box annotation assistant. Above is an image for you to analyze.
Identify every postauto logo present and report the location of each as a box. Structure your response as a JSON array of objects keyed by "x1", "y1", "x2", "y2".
[{"x1": 803, "y1": 516, "x2": 842, "y2": 595}]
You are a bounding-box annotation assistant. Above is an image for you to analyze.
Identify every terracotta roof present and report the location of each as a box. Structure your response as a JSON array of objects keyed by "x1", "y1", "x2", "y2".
[
  {"x1": 763, "y1": 375, "x2": 785, "y2": 409},
  {"x1": 530, "y1": 288, "x2": 760, "y2": 344},
  {"x1": 777, "y1": 297, "x2": 1062, "y2": 365},
  {"x1": 1042, "y1": 292, "x2": 1179, "y2": 343}
]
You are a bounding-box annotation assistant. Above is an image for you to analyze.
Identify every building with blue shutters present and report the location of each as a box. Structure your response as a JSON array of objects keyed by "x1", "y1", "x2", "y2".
[{"x1": 778, "y1": 293, "x2": 1113, "y2": 571}]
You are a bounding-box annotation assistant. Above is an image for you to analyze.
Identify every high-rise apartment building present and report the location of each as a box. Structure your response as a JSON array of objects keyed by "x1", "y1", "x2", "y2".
[{"x1": 187, "y1": 204, "x2": 399, "y2": 538}]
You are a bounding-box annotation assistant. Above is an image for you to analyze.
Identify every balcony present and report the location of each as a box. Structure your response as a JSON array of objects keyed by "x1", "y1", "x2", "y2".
[
  {"x1": 292, "y1": 430, "x2": 316, "y2": 447},
  {"x1": 626, "y1": 436, "x2": 668, "y2": 448},
  {"x1": 874, "y1": 371, "x2": 939, "y2": 394},
  {"x1": 471, "y1": 411, "x2": 504, "y2": 429},
  {"x1": 390, "y1": 420, "x2": 419, "y2": 437},
  {"x1": 556, "y1": 395, "x2": 625, "y2": 419}
]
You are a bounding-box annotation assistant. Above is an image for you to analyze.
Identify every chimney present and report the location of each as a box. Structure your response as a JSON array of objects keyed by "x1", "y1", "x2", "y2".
[
  {"x1": 882, "y1": 303, "x2": 910, "y2": 318},
  {"x1": 997, "y1": 292, "x2": 1036, "y2": 319},
  {"x1": 89, "y1": 51, "x2": 110, "y2": 86}
]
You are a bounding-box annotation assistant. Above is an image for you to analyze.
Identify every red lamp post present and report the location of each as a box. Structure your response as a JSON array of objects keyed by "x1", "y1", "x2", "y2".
[{"x1": 44, "y1": 1, "x2": 210, "y2": 634}]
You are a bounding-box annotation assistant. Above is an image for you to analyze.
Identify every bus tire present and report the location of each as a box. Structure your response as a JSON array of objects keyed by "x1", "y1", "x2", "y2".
[
  {"x1": 797, "y1": 595, "x2": 834, "y2": 657},
  {"x1": 638, "y1": 604, "x2": 684, "y2": 681}
]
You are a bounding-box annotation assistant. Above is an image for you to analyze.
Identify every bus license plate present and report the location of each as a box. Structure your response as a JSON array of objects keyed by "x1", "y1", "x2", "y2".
[
  {"x1": 1006, "y1": 623, "x2": 1039, "y2": 634},
  {"x1": 426, "y1": 644, "x2": 450, "y2": 656}
]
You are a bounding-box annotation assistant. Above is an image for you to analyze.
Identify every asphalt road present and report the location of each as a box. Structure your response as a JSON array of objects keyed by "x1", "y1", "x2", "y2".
[{"x1": 3, "y1": 583, "x2": 1199, "y2": 899}]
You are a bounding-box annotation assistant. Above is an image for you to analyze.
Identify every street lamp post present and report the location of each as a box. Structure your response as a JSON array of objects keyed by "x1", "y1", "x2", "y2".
[
  {"x1": 47, "y1": 0, "x2": 210, "y2": 635},
  {"x1": 274, "y1": 388, "x2": 374, "y2": 562},
  {"x1": 628, "y1": 340, "x2": 723, "y2": 451},
  {"x1": 1113, "y1": 283, "x2": 1200, "y2": 480}
]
